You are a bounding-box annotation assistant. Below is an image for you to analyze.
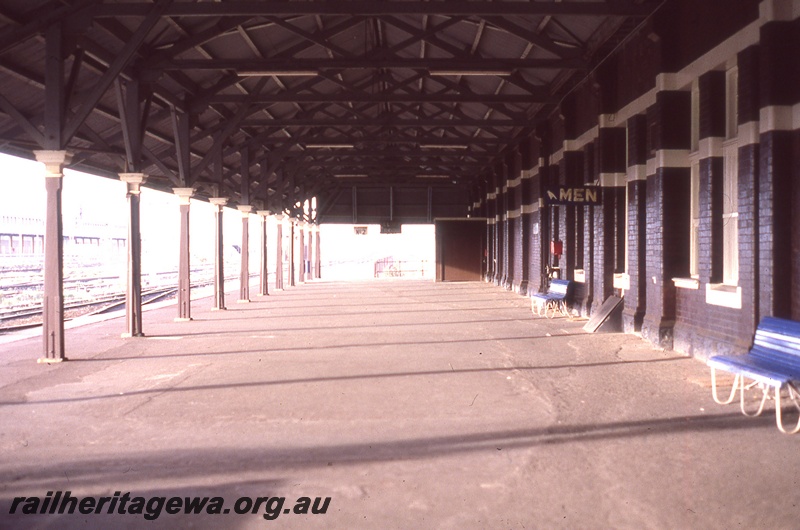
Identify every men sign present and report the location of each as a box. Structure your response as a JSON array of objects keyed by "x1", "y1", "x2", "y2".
[{"x1": 544, "y1": 186, "x2": 601, "y2": 205}]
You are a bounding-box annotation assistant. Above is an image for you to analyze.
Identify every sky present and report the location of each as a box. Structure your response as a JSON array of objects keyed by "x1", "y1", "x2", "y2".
[{"x1": 0, "y1": 153, "x2": 435, "y2": 281}]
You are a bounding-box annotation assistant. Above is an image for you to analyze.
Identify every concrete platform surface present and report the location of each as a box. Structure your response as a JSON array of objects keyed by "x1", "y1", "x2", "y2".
[{"x1": 0, "y1": 280, "x2": 798, "y2": 529}]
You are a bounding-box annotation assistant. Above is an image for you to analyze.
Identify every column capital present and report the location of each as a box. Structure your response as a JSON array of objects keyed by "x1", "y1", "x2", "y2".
[
  {"x1": 34, "y1": 150, "x2": 72, "y2": 176},
  {"x1": 208, "y1": 197, "x2": 228, "y2": 207},
  {"x1": 237, "y1": 204, "x2": 254, "y2": 216},
  {"x1": 273, "y1": 213, "x2": 285, "y2": 221},
  {"x1": 172, "y1": 187, "x2": 194, "y2": 205},
  {"x1": 120, "y1": 173, "x2": 147, "y2": 194},
  {"x1": 257, "y1": 210, "x2": 272, "y2": 217}
]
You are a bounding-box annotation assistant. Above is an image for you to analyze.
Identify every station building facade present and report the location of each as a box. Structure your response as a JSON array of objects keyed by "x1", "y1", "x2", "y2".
[{"x1": 472, "y1": 0, "x2": 800, "y2": 359}]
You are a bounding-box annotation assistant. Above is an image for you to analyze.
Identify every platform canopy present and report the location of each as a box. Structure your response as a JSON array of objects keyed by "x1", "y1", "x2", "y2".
[{"x1": 0, "y1": 0, "x2": 661, "y2": 223}]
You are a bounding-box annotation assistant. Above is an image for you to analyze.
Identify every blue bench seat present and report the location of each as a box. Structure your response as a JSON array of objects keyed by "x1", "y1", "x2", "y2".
[
  {"x1": 707, "y1": 317, "x2": 800, "y2": 434},
  {"x1": 531, "y1": 279, "x2": 570, "y2": 318}
]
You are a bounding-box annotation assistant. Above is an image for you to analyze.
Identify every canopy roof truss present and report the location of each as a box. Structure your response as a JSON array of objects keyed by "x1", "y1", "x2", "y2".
[{"x1": 0, "y1": 0, "x2": 661, "y2": 219}]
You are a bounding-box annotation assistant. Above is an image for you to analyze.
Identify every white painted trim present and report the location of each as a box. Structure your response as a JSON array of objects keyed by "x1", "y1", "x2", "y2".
[
  {"x1": 564, "y1": 125, "x2": 599, "y2": 153},
  {"x1": 487, "y1": 218, "x2": 496, "y2": 225},
  {"x1": 508, "y1": 176, "x2": 522, "y2": 189},
  {"x1": 606, "y1": 16, "x2": 761, "y2": 129},
  {"x1": 614, "y1": 90, "x2": 656, "y2": 128},
  {"x1": 613, "y1": 273, "x2": 630, "y2": 290},
  {"x1": 550, "y1": 147, "x2": 564, "y2": 164},
  {"x1": 760, "y1": 105, "x2": 795, "y2": 133},
  {"x1": 521, "y1": 167, "x2": 538, "y2": 179},
  {"x1": 599, "y1": 172, "x2": 626, "y2": 187},
  {"x1": 502, "y1": 184, "x2": 508, "y2": 193},
  {"x1": 521, "y1": 203, "x2": 539, "y2": 214},
  {"x1": 487, "y1": 192, "x2": 497, "y2": 200},
  {"x1": 760, "y1": 0, "x2": 800, "y2": 22},
  {"x1": 705, "y1": 283, "x2": 742, "y2": 309},
  {"x1": 657, "y1": 72, "x2": 692, "y2": 92},
  {"x1": 794, "y1": 102, "x2": 800, "y2": 130},
  {"x1": 646, "y1": 158, "x2": 656, "y2": 178},
  {"x1": 627, "y1": 164, "x2": 647, "y2": 182},
  {"x1": 673, "y1": 277, "x2": 700, "y2": 290},
  {"x1": 599, "y1": 114, "x2": 620, "y2": 128},
  {"x1": 738, "y1": 121, "x2": 759, "y2": 146},
  {"x1": 680, "y1": 21, "x2": 760, "y2": 82},
  {"x1": 507, "y1": 208, "x2": 522, "y2": 219},
  {"x1": 472, "y1": 202, "x2": 481, "y2": 209},
  {"x1": 656, "y1": 149, "x2": 691, "y2": 169},
  {"x1": 698, "y1": 137, "x2": 723, "y2": 159}
]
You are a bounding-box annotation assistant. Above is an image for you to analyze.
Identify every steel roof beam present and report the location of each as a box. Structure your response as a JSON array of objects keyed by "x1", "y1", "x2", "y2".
[
  {"x1": 151, "y1": 57, "x2": 586, "y2": 71},
  {"x1": 206, "y1": 92, "x2": 547, "y2": 104},
  {"x1": 90, "y1": 2, "x2": 658, "y2": 17}
]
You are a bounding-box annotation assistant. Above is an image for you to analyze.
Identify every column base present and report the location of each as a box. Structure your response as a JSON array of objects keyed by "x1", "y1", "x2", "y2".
[
  {"x1": 37, "y1": 357, "x2": 67, "y2": 364},
  {"x1": 622, "y1": 308, "x2": 645, "y2": 333},
  {"x1": 641, "y1": 317, "x2": 675, "y2": 350},
  {"x1": 237, "y1": 299, "x2": 251, "y2": 304},
  {"x1": 211, "y1": 307, "x2": 227, "y2": 311},
  {"x1": 174, "y1": 317, "x2": 193, "y2": 322},
  {"x1": 120, "y1": 332, "x2": 146, "y2": 338}
]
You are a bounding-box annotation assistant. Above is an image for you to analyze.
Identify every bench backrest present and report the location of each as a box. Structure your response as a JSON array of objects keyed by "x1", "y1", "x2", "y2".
[
  {"x1": 751, "y1": 317, "x2": 800, "y2": 366},
  {"x1": 548, "y1": 279, "x2": 570, "y2": 295}
]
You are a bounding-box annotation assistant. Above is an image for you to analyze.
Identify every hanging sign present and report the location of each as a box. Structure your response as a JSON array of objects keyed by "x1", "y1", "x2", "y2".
[{"x1": 544, "y1": 186, "x2": 601, "y2": 205}]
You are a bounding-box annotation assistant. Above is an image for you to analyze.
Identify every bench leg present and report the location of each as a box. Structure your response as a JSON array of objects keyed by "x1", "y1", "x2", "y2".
[
  {"x1": 739, "y1": 376, "x2": 769, "y2": 417},
  {"x1": 775, "y1": 384, "x2": 800, "y2": 435},
  {"x1": 710, "y1": 368, "x2": 739, "y2": 405}
]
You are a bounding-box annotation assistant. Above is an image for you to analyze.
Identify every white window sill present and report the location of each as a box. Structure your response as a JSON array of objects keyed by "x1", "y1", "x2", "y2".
[
  {"x1": 705, "y1": 283, "x2": 742, "y2": 309},
  {"x1": 613, "y1": 273, "x2": 630, "y2": 290},
  {"x1": 574, "y1": 269, "x2": 586, "y2": 283},
  {"x1": 673, "y1": 277, "x2": 699, "y2": 290}
]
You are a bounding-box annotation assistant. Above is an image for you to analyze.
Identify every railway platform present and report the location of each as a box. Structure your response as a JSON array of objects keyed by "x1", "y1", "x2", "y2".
[{"x1": 0, "y1": 280, "x2": 797, "y2": 529}]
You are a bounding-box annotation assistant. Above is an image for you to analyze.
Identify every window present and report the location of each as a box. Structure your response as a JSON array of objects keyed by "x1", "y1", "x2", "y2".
[
  {"x1": 722, "y1": 67, "x2": 739, "y2": 285},
  {"x1": 689, "y1": 159, "x2": 700, "y2": 277},
  {"x1": 689, "y1": 80, "x2": 700, "y2": 279}
]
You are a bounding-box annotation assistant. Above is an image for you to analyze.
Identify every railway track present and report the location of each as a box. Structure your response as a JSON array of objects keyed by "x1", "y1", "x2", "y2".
[{"x1": 0, "y1": 272, "x2": 255, "y2": 333}]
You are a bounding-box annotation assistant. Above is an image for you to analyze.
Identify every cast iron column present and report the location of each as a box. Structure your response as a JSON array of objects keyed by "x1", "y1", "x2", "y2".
[
  {"x1": 275, "y1": 214, "x2": 284, "y2": 290},
  {"x1": 308, "y1": 224, "x2": 316, "y2": 280},
  {"x1": 315, "y1": 224, "x2": 321, "y2": 279},
  {"x1": 298, "y1": 222, "x2": 306, "y2": 283},
  {"x1": 209, "y1": 197, "x2": 228, "y2": 311},
  {"x1": 173, "y1": 188, "x2": 194, "y2": 321},
  {"x1": 257, "y1": 210, "x2": 270, "y2": 296},
  {"x1": 120, "y1": 173, "x2": 146, "y2": 337},
  {"x1": 35, "y1": 150, "x2": 70, "y2": 362},
  {"x1": 289, "y1": 219, "x2": 296, "y2": 287},
  {"x1": 238, "y1": 205, "x2": 253, "y2": 302}
]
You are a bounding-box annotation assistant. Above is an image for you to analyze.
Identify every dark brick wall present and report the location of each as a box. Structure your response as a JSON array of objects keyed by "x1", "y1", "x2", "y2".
[
  {"x1": 623, "y1": 180, "x2": 647, "y2": 332},
  {"x1": 477, "y1": 1, "x2": 798, "y2": 360},
  {"x1": 614, "y1": 20, "x2": 661, "y2": 111},
  {"x1": 793, "y1": 130, "x2": 800, "y2": 322},
  {"x1": 759, "y1": 130, "x2": 794, "y2": 319},
  {"x1": 562, "y1": 151, "x2": 582, "y2": 280},
  {"x1": 655, "y1": 0, "x2": 760, "y2": 72},
  {"x1": 511, "y1": 153, "x2": 524, "y2": 291}
]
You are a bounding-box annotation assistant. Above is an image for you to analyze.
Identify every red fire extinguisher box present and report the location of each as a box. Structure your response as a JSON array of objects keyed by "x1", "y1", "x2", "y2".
[{"x1": 550, "y1": 240, "x2": 563, "y2": 256}]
